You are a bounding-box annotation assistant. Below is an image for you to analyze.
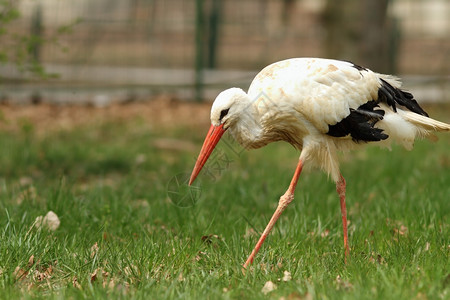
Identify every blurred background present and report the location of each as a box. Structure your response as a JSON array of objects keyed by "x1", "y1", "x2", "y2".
[{"x1": 0, "y1": 0, "x2": 449, "y2": 104}]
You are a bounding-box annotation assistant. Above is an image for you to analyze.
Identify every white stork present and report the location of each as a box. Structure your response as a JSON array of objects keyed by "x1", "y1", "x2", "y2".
[{"x1": 188, "y1": 58, "x2": 450, "y2": 268}]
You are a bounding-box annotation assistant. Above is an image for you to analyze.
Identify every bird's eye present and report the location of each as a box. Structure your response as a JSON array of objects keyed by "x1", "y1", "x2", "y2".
[{"x1": 219, "y1": 108, "x2": 230, "y2": 121}]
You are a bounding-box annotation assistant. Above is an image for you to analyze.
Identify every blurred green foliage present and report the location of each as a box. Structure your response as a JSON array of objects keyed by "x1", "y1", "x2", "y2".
[{"x1": 0, "y1": 1, "x2": 80, "y2": 80}]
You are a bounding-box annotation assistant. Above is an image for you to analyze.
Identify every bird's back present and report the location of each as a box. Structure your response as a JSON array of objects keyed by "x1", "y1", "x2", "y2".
[{"x1": 247, "y1": 58, "x2": 385, "y2": 133}]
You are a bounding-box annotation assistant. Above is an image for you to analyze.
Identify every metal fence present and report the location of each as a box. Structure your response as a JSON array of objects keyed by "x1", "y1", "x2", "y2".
[{"x1": 1, "y1": 0, "x2": 449, "y2": 103}]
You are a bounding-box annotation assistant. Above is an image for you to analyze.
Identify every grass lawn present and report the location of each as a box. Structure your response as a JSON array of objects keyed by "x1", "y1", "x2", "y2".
[{"x1": 0, "y1": 102, "x2": 449, "y2": 299}]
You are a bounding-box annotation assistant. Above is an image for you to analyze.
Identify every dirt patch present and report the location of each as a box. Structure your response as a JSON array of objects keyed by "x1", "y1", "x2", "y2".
[
  {"x1": 0, "y1": 95, "x2": 212, "y2": 135},
  {"x1": 1, "y1": 96, "x2": 449, "y2": 137}
]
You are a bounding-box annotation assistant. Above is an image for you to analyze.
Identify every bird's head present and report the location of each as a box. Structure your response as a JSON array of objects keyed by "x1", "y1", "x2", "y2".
[
  {"x1": 189, "y1": 88, "x2": 248, "y2": 185},
  {"x1": 210, "y1": 87, "x2": 248, "y2": 127}
]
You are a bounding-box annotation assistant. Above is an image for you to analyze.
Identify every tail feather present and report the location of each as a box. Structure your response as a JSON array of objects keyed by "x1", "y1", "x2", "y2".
[
  {"x1": 400, "y1": 111, "x2": 450, "y2": 132},
  {"x1": 376, "y1": 105, "x2": 449, "y2": 150}
]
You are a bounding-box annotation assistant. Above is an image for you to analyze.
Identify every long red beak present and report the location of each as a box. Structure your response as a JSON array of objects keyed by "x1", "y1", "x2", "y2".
[{"x1": 189, "y1": 124, "x2": 226, "y2": 185}]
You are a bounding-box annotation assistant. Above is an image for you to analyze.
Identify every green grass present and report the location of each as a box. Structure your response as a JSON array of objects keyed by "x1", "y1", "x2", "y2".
[{"x1": 0, "y1": 109, "x2": 449, "y2": 299}]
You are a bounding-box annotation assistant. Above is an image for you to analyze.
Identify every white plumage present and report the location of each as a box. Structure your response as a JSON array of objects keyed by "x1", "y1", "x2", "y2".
[{"x1": 190, "y1": 57, "x2": 450, "y2": 268}]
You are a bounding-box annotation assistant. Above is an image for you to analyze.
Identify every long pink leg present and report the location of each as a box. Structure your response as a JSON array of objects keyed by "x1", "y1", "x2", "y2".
[
  {"x1": 243, "y1": 159, "x2": 304, "y2": 269},
  {"x1": 336, "y1": 174, "x2": 350, "y2": 262}
]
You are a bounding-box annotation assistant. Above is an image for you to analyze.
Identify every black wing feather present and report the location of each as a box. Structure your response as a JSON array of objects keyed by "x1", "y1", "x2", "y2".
[
  {"x1": 378, "y1": 79, "x2": 428, "y2": 117},
  {"x1": 327, "y1": 101, "x2": 388, "y2": 142},
  {"x1": 327, "y1": 76, "x2": 428, "y2": 142}
]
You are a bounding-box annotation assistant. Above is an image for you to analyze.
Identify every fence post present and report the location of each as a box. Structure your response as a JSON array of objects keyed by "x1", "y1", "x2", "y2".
[
  {"x1": 194, "y1": 0, "x2": 204, "y2": 102},
  {"x1": 207, "y1": 0, "x2": 221, "y2": 69},
  {"x1": 30, "y1": 3, "x2": 43, "y2": 63}
]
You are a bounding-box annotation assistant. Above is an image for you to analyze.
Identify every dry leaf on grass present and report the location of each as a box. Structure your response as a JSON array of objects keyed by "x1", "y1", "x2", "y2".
[
  {"x1": 201, "y1": 234, "x2": 222, "y2": 245},
  {"x1": 101, "y1": 270, "x2": 110, "y2": 288},
  {"x1": 33, "y1": 263, "x2": 54, "y2": 282},
  {"x1": 13, "y1": 255, "x2": 36, "y2": 280},
  {"x1": 386, "y1": 219, "x2": 409, "y2": 241},
  {"x1": 194, "y1": 251, "x2": 207, "y2": 262},
  {"x1": 13, "y1": 266, "x2": 29, "y2": 280},
  {"x1": 72, "y1": 276, "x2": 82, "y2": 289},
  {"x1": 90, "y1": 268, "x2": 98, "y2": 283},
  {"x1": 123, "y1": 264, "x2": 140, "y2": 284},
  {"x1": 276, "y1": 260, "x2": 284, "y2": 270},
  {"x1": 33, "y1": 270, "x2": 47, "y2": 282},
  {"x1": 261, "y1": 281, "x2": 277, "y2": 295},
  {"x1": 368, "y1": 252, "x2": 387, "y2": 265},
  {"x1": 27, "y1": 255, "x2": 35, "y2": 267},
  {"x1": 321, "y1": 229, "x2": 330, "y2": 238},
  {"x1": 282, "y1": 270, "x2": 292, "y2": 282},
  {"x1": 90, "y1": 268, "x2": 116, "y2": 289},
  {"x1": 393, "y1": 225, "x2": 408, "y2": 236},
  {"x1": 90, "y1": 242, "x2": 99, "y2": 258},
  {"x1": 34, "y1": 211, "x2": 60, "y2": 231},
  {"x1": 14, "y1": 255, "x2": 57, "y2": 285},
  {"x1": 335, "y1": 275, "x2": 353, "y2": 290}
]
